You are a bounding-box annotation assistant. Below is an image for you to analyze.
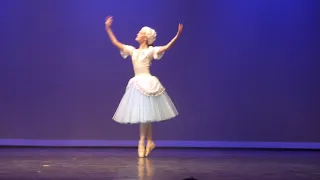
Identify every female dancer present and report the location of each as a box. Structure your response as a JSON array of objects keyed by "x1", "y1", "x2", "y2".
[{"x1": 105, "y1": 16, "x2": 182, "y2": 157}]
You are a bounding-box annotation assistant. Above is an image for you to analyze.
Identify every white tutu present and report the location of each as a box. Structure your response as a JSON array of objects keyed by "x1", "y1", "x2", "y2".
[{"x1": 112, "y1": 74, "x2": 178, "y2": 124}]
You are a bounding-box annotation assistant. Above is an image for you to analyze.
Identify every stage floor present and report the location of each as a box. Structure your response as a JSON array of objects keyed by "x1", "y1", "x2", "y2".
[{"x1": 0, "y1": 147, "x2": 319, "y2": 180}]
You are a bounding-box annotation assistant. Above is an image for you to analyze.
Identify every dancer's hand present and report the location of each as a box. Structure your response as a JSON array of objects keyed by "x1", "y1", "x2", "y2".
[
  {"x1": 156, "y1": 23, "x2": 183, "y2": 54},
  {"x1": 176, "y1": 23, "x2": 183, "y2": 36},
  {"x1": 105, "y1": 16, "x2": 113, "y2": 28}
]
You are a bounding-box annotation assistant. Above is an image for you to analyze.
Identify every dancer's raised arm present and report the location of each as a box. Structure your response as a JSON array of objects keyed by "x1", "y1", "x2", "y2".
[
  {"x1": 157, "y1": 24, "x2": 183, "y2": 54},
  {"x1": 105, "y1": 16, "x2": 124, "y2": 51}
]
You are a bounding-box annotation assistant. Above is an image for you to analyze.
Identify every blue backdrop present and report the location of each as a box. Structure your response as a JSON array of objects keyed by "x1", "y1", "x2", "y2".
[{"x1": 0, "y1": 0, "x2": 319, "y2": 146}]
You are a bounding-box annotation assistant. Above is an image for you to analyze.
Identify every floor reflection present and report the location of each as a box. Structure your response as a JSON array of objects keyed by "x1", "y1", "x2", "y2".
[{"x1": 137, "y1": 158, "x2": 154, "y2": 180}]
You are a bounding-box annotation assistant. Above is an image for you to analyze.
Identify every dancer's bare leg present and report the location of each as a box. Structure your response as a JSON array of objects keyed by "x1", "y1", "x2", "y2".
[
  {"x1": 139, "y1": 123, "x2": 148, "y2": 157},
  {"x1": 145, "y1": 123, "x2": 155, "y2": 157}
]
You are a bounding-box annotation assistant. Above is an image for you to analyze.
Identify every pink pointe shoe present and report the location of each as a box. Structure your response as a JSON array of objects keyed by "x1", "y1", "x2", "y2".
[
  {"x1": 145, "y1": 141, "x2": 155, "y2": 157},
  {"x1": 138, "y1": 141, "x2": 145, "y2": 158}
]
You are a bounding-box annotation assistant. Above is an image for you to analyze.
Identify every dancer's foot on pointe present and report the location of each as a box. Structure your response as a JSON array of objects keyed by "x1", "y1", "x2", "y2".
[
  {"x1": 145, "y1": 141, "x2": 155, "y2": 157},
  {"x1": 138, "y1": 140, "x2": 145, "y2": 158}
]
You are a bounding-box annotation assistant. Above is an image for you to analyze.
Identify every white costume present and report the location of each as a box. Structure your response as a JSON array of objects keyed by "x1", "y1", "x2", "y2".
[{"x1": 112, "y1": 27, "x2": 178, "y2": 124}]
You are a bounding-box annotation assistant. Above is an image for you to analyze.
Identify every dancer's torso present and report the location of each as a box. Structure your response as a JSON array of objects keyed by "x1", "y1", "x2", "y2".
[{"x1": 131, "y1": 48, "x2": 154, "y2": 76}]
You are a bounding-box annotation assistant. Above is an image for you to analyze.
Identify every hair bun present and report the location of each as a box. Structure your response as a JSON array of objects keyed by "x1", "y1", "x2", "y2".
[{"x1": 141, "y1": 26, "x2": 157, "y2": 45}]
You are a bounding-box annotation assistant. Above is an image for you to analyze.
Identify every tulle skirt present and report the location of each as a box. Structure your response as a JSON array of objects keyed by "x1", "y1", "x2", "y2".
[{"x1": 112, "y1": 76, "x2": 178, "y2": 124}]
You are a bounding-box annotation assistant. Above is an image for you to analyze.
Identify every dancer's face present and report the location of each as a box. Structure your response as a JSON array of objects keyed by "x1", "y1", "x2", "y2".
[{"x1": 135, "y1": 29, "x2": 147, "y2": 44}]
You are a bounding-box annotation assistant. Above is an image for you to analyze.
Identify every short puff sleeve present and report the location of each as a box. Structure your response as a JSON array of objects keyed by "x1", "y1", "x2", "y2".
[
  {"x1": 120, "y1": 45, "x2": 135, "y2": 59},
  {"x1": 153, "y1": 46, "x2": 165, "y2": 60}
]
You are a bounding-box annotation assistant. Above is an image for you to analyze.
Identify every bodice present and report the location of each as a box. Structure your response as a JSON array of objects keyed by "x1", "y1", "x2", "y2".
[
  {"x1": 131, "y1": 48, "x2": 153, "y2": 75},
  {"x1": 119, "y1": 45, "x2": 166, "y2": 96},
  {"x1": 120, "y1": 45, "x2": 164, "y2": 76}
]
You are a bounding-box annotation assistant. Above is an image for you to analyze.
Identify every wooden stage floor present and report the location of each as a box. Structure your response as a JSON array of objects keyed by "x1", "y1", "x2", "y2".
[{"x1": 0, "y1": 147, "x2": 319, "y2": 180}]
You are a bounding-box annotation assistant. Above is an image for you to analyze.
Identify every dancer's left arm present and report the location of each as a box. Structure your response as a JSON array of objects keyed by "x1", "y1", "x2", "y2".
[{"x1": 157, "y1": 24, "x2": 183, "y2": 54}]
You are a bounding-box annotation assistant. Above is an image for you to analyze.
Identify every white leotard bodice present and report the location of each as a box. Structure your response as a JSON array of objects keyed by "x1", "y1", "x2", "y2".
[
  {"x1": 120, "y1": 45, "x2": 166, "y2": 96},
  {"x1": 120, "y1": 45, "x2": 164, "y2": 75}
]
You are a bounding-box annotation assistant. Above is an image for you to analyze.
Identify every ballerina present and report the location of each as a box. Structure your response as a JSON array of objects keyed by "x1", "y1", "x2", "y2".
[{"x1": 105, "y1": 16, "x2": 183, "y2": 157}]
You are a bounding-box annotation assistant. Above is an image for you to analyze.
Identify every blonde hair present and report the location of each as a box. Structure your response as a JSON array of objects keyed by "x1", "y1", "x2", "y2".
[{"x1": 141, "y1": 26, "x2": 157, "y2": 45}]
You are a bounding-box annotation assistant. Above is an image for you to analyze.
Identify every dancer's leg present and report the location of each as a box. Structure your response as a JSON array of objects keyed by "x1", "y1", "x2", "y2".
[
  {"x1": 139, "y1": 123, "x2": 148, "y2": 157},
  {"x1": 145, "y1": 123, "x2": 155, "y2": 157},
  {"x1": 147, "y1": 123, "x2": 152, "y2": 141}
]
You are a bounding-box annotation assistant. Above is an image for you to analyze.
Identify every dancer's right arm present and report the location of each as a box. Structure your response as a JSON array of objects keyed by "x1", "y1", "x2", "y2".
[{"x1": 105, "y1": 16, "x2": 124, "y2": 51}]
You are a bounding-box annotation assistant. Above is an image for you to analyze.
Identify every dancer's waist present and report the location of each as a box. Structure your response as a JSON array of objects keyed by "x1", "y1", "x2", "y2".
[{"x1": 134, "y1": 67, "x2": 151, "y2": 76}]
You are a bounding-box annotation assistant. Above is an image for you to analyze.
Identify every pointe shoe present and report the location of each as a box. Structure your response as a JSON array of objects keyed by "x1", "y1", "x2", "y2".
[
  {"x1": 145, "y1": 141, "x2": 155, "y2": 157},
  {"x1": 138, "y1": 141, "x2": 145, "y2": 158}
]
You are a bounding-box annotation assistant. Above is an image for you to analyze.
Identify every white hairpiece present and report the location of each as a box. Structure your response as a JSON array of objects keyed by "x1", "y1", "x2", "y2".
[{"x1": 141, "y1": 26, "x2": 157, "y2": 45}]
